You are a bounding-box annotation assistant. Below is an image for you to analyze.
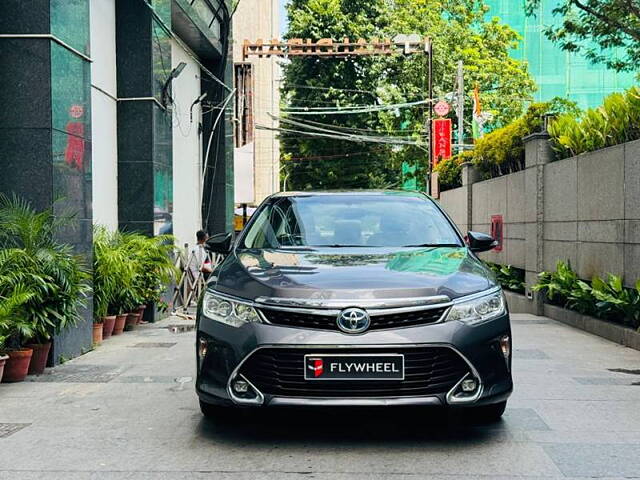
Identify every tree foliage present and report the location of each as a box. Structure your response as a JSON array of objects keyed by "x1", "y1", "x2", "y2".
[
  {"x1": 281, "y1": 0, "x2": 537, "y2": 190},
  {"x1": 526, "y1": 0, "x2": 640, "y2": 72}
]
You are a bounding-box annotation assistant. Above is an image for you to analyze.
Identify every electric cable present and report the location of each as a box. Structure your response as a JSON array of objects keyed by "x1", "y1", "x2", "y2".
[{"x1": 141, "y1": 0, "x2": 233, "y2": 93}]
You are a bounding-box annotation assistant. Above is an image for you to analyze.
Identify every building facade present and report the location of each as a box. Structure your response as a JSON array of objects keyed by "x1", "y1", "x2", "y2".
[
  {"x1": 485, "y1": 0, "x2": 636, "y2": 109},
  {"x1": 0, "y1": 0, "x2": 234, "y2": 362},
  {"x1": 232, "y1": 0, "x2": 281, "y2": 206}
]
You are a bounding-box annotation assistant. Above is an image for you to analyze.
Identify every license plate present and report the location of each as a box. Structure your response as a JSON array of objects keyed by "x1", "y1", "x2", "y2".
[{"x1": 304, "y1": 354, "x2": 404, "y2": 380}]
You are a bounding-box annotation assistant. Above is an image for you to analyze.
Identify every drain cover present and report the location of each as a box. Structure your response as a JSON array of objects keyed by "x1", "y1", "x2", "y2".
[
  {"x1": 131, "y1": 342, "x2": 176, "y2": 348},
  {"x1": 0, "y1": 423, "x2": 30, "y2": 438}
]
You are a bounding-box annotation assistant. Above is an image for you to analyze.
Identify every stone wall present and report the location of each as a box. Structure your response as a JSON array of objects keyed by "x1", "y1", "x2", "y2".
[{"x1": 438, "y1": 136, "x2": 640, "y2": 313}]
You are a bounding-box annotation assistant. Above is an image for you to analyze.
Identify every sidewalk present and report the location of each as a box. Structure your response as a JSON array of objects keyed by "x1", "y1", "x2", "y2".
[{"x1": 1, "y1": 313, "x2": 640, "y2": 479}]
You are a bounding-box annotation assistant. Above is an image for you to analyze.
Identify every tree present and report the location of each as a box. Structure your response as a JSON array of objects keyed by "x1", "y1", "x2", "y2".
[
  {"x1": 526, "y1": 0, "x2": 640, "y2": 72},
  {"x1": 281, "y1": 0, "x2": 536, "y2": 190}
]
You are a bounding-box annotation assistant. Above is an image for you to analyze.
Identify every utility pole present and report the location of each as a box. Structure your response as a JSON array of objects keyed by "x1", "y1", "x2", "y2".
[
  {"x1": 425, "y1": 38, "x2": 433, "y2": 195},
  {"x1": 456, "y1": 60, "x2": 464, "y2": 154}
]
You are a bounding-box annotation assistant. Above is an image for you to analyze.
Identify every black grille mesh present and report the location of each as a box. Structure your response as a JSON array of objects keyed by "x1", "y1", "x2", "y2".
[{"x1": 239, "y1": 347, "x2": 469, "y2": 398}]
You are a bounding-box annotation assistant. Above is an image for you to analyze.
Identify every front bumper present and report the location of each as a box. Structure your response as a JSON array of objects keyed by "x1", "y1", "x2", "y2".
[{"x1": 195, "y1": 309, "x2": 512, "y2": 408}]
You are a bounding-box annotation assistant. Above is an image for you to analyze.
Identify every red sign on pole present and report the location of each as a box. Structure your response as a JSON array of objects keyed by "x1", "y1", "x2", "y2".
[
  {"x1": 491, "y1": 215, "x2": 503, "y2": 252},
  {"x1": 432, "y1": 118, "x2": 452, "y2": 166}
]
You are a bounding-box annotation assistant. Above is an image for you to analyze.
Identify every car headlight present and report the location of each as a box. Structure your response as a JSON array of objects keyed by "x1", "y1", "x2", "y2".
[
  {"x1": 202, "y1": 291, "x2": 262, "y2": 327},
  {"x1": 445, "y1": 290, "x2": 506, "y2": 325}
]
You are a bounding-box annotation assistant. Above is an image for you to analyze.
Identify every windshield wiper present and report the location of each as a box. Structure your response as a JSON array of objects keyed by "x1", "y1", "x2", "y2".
[
  {"x1": 401, "y1": 243, "x2": 462, "y2": 248},
  {"x1": 312, "y1": 244, "x2": 367, "y2": 248}
]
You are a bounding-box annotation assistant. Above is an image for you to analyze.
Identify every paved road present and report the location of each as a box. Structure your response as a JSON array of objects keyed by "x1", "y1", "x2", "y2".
[{"x1": 1, "y1": 313, "x2": 640, "y2": 479}]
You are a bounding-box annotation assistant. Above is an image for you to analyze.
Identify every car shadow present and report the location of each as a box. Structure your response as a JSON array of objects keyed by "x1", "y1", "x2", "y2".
[{"x1": 195, "y1": 406, "x2": 508, "y2": 448}]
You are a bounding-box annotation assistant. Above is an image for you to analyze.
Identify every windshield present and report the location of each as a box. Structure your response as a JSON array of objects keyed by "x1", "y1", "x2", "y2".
[{"x1": 242, "y1": 194, "x2": 462, "y2": 249}]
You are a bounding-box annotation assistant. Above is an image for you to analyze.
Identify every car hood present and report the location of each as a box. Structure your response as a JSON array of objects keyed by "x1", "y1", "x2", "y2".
[{"x1": 211, "y1": 246, "x2": 495, "y2": 302}]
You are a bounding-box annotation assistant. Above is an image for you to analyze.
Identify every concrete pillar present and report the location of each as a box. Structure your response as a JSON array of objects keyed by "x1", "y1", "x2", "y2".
[
  {"x1": 523, "y1": 133, "x2": 553, "y2": 315},
  {"x1": 461, "y1": 162, "x2": 481, "y2": 233},
  {"x1": 115, "y1": 0, "x2": 173, "y2": 236},
  {"x1": 0, "y1": 0, "x2": 94, "y2": 364}
]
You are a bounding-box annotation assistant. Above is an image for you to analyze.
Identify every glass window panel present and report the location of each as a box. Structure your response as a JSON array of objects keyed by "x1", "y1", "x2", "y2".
[
  {"x1": 152, "y1": 19, "x2": 172, "y2": 102},
  {"x1": 192, "y1": 0, "x2": 215, "y2": 26},
  {"x1": 51, "y1": 43, "x2": 91, "y2": 139},
  {"x1": 50, "y1": 0, "x2": 90, "y2": 55}
]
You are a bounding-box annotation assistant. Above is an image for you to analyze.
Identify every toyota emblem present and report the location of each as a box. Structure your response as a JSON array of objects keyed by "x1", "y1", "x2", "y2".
[{"x1": 337, "y1": 307, "x2": 370, "y2": 334}]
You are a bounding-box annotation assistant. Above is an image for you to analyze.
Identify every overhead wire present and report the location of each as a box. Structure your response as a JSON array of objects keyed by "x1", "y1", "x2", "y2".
[
  {"x1": 281, "y1": 99, "x2": 433, "y2": 114},
  {"x1": 269, "y1": 114, "x2": 423, "y2": 144},
  {"x1": 256, "y1": 124, "x2": 424, "y2": 147}
]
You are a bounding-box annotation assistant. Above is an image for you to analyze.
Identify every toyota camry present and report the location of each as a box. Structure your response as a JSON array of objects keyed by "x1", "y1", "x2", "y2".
[{"x1": 196, "y1": 191, "x2": 512, "y2": 420}]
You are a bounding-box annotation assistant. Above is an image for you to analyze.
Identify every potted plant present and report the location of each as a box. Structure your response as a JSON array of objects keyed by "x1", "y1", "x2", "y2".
[
  {"x1": 94, "y1": 227, "x2": 135, "y2": 336},
  {"x1": 0, "y1": 195, "x2": 89, "y2": 375},
  {"x1": 122, "y1": 232, "x2": 177, "y2": 323},
  {"x1": 0, "y1": 276, "x2": 37, "y2": 383}
]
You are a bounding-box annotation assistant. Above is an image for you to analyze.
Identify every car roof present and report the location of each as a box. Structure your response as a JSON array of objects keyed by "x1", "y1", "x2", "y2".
[{"x1": 268, "y1": 190, "x2": 432, "y2": 200}]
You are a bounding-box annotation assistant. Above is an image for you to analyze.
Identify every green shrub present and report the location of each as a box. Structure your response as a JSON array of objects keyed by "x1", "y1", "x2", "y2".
[
  {"x1": 485, "y1": 262, "x2": 525, "y2": 293},
  {"x1": 471, "y1": 98, "x2": 580, "y2": 178},
  {"x1": 549, "y1": 86, "x2": 640, "y2": 159},
  {"x1": 533, "y1": 260, "x2": 640, "y2": 329},
  {"x1": 435, "y1": 155, "x2": 464, "y2": 191}
]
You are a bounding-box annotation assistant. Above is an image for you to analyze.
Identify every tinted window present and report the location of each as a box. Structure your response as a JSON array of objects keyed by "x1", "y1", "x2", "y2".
[{"x1": 242, "y1": 195, "x2": 461, "y2": 249}]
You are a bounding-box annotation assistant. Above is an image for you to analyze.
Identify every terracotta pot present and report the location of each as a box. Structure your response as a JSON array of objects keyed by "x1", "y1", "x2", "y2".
[
  {"x1": 2, "y1": 348, "x2": 33, "y2": 383},
  {"x1": 102, "y1": 315, "x2": 116, "y2": 339},
  {"x1": 113, "y1": 314, "x2": 127, "y2": 335},
  {"x1": 0, "y1": 354, "x2": 8, "y2": 383},
  {"x1": 125, "y1": 312, "x2": 140, "y2": 331},
  {"x1": 136, "y1": 305, "x2": 147, "y2": 324},
  {"x1": 26, "y1": 342, "x2": 51, "y2": 375},
  {"x1": 92, "y1": 323, "x2": 103, "y2": 345}
]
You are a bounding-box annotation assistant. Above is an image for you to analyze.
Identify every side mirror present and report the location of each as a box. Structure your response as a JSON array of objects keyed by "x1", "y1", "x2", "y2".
[
  {"x1": 205, "y1": 232, "x2": 234, "y2": 254},
  {"x1": 467, "y1": 231, "x2": 498, "y2": 253}
]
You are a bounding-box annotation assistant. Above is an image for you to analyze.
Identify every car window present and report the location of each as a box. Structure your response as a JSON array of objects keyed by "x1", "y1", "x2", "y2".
[{"x1": 242, "y1": 194, "x2": 462, "y2": 249}]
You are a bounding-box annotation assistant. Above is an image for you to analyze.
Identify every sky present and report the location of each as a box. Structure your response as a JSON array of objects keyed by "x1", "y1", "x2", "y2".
[{"x1": 279, "y1": 0, "x2": 288, "y2": 36}]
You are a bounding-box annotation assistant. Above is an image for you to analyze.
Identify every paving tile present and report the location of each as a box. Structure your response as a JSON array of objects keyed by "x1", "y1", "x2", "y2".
[{"x1": 544, "y1": 443, "x2": 640, "y2": 478}]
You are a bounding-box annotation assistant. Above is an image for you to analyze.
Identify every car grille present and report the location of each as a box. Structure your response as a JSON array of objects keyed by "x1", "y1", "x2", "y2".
[
  {"x1": 259, "y1": 306, "x2": 448, "y2": 331},
  {"x1": 238, "y1": 347, "x2": 469, "y2": 398}
]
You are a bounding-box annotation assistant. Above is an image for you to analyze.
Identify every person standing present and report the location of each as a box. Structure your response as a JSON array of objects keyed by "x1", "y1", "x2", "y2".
[{"x1": 190, "y1": 230, "x2": 213, "y2": 281}]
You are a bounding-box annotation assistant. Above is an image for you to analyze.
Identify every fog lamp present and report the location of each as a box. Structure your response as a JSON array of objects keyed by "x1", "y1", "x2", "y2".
[
  {"x1": 461, "y1": 378, "x2": 477, "y2": 392},
  {"x1": 233, "y1": 379, "x2": 249, "y2": 393},
  {"x1": 198, "y1": 338, "x2": 208, "y2": 359},
  {"x1": 500, "y1": 335, "x2": 511, "y2": 359}
]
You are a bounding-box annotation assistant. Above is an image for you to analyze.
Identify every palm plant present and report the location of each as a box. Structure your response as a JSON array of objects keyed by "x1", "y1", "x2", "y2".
[
  {"x1": 93, "y1": 227, "x2": 136, "y2": 318},
  {"x1": 0, "y1": 249, "x2": 40, "y2": 350},
  {"x1": 0, "y1": 194, "x2": 89, "y2": 344},
  {"x1": 120, "y1": 232, "x2": 177, "y2": 312}
]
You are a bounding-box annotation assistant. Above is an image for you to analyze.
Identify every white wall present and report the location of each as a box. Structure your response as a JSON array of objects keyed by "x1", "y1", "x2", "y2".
[
  {"x1": 90, "y1": 0, "x2": 118, "y2": 230},
  {"x1": 171, "y1": 39, "x2": 203, "y2": 250},
  {"x1": 233, "y1": 0, "x2": 281, "y2": 204}
]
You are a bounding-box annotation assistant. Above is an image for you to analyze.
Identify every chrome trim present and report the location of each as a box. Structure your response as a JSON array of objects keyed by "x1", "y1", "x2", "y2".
[
  {"x1": 268, "y1": 396, "x2": 443, "y2": 407},
  {"x1": 254, "y1": 295, "x2": 451, "y2": 310},
  {"x1": 450, "y1": 286, "x2": 502, "y2": 305},
  {"x1": 226, "y1": 343, "x2": 483, "y2": 406},
  {"x1": 446, "y1": 372, "x2": 484, "y2": 405},
  {"x1": 205, "y1": 290, "x2": 256, "y2": 306},
  {"x1": 226, "y1": 373, "x2": 264, "y2": 406},
  {"x1": 0, "y1": 34, "x2": 92, "y2": 62}
]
